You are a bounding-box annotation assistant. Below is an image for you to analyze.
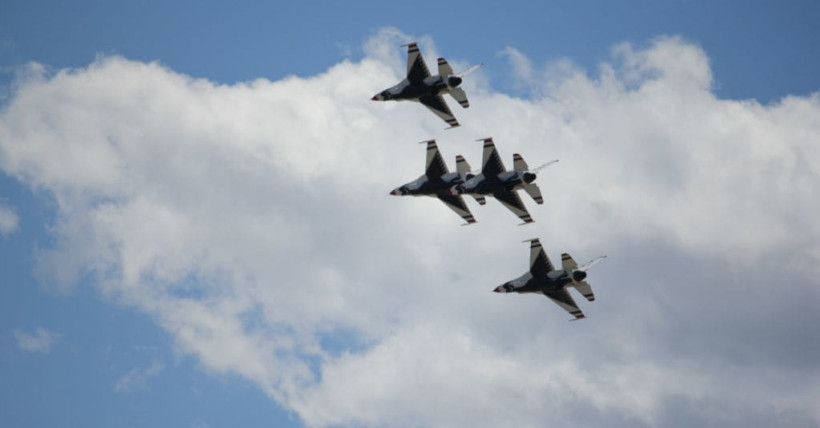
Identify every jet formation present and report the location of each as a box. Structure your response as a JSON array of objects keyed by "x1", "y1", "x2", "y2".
[
  {"x1": 376, "y1": 42, "x2": 606, "y2": 320},
  {"x1": 372, "y1": 42, "x2": 480, "y2": 128},
  {"x1": 390, "y1": 137, "x2": 555, "y2": 225}
]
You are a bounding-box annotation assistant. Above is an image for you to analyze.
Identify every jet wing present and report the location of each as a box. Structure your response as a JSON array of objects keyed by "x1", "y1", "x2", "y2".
[
  {"x1": 406, "y1": 43, "x2": 431, "y2": 84},
  {"x1": 425, "y1": 140, "x2": 449, "y2": 180},
  {"x1": 493, "y1": 189, "x2": 533, "y2": 224},
  {"x1": 419, "y1": 95, "x2": 460, "y2": 128},
  {"x1": 480, "y1": 138, "x2": 506, "y2": 177},
  {"x1": 437, "y1": 194, "x2": 476, "y2": 224},
  {"x1": 544, "y1": 288, "x2": 585, "y2": 319},
  {"x1": 528, "y1": 238, "x2": 554, "y2": 278}
]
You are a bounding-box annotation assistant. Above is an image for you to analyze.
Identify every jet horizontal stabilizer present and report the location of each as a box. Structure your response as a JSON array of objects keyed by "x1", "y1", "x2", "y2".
[
  {"x1": 522, "y1": 183, "x2": 543, "y2": 204},
  {"x1": 449, "y1": 87, "x2": 469, "y2": 108}
]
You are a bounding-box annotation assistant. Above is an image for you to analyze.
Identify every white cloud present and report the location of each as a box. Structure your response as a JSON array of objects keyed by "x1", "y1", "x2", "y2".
[
  {"x1": 1, "y1": 28, "x2": 818, "y2": 427},
  {"x1": 114, "y1": 359, "x2": 165, "y2": 393},
  {"x1": 0, "y1": 202, "x2": 19, "y2": 235},
  {"x1": 499, "y1": 46, "x2": 535, "y2": 93},
  {"x1": 14, "y1": 327, "x2": 61, "y2": 354}
]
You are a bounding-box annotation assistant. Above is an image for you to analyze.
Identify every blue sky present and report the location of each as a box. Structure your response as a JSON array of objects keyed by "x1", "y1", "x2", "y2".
[
  {"x1": 1, "y1": 1, "x2": 819, "y2": 428},
  {"x1": 2, "y1": 0, "x2": 819, "y2": 100}
]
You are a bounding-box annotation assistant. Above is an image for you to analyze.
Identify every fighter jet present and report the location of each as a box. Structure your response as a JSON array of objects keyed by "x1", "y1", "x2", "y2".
[
  {"x1": 494, "y1": 238, "x2": 606, "y2": 320},
  {"x1": 448, "y1": 137, "x2": 555, "y2": 225},
  {"x1": 372, "y1": 42, "x2": 480, "y2": 128},
  {"x1": 390, "y1": 140, "x2": 479, "y2": 225}
]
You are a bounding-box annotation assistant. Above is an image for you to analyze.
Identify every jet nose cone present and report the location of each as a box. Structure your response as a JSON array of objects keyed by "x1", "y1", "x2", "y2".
[
  {"x1": 372, "y1": 93, "x2": 384, "y2": 101},
  {"x1": 493, "y1": 286, "x2": 502, "y2": 293},
  {"x1": 389, "y1": 188, "x2": 399, "y2": 196},
  {"x1": 371, "y1": 95, "x2": 379, "y2": 101}
]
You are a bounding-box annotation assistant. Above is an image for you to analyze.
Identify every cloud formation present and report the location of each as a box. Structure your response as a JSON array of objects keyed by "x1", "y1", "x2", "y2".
[
  {"x1": 0, "y1": 202, "x2": 19, "y2": 235},
  {"x1": 114, "y1": 359, "x2": 165, "y2": 393},
  {"x1": 13, "y1": 327, "x2": 61, "y2": 354},
  {"x1": 1, "y1": 29, "x2": 818, "y2": 427}
]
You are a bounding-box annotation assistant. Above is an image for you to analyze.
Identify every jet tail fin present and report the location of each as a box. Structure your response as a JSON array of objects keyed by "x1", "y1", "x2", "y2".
[
  {"x1": 513, "y1": 153, "x2": 529, "y2": 173},
  {"x1": 472, "y1": 194, "x2": 487, "y2": 205},
  {"x1": 561, "y1": 253, "x2": 578, "y2": 271},
  {"x1": 437, "y1": 57, "x2": 455, "y2": 76},
  {"x1": 455, "y1": 155, "x2": 472, "y2": 174},
  {"x1": 567, "y1": 254, "x2": 606, "y2": 302}
]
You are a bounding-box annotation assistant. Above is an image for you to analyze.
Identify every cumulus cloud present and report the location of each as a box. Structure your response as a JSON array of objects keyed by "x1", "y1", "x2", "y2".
[
  {"x1": 14, "y1": 327, "x2": 61, "y2": 354},
  {"x1": 0, "y1": 202, "x2": 19, "y2": 235},
  {"x1": 0, "y1": 29, "x2": 818, "y2": 427}
]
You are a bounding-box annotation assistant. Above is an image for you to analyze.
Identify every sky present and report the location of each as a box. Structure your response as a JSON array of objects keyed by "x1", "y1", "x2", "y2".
[{"x1": 1, "y1": 1, "x2": 819, "y2": 427}]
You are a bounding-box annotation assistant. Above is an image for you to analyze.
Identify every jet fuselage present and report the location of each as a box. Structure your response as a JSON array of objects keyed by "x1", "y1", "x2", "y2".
[
  {"x1": 373, "y1": 75, "x2": 460, "y2": 102},
  {"x1": 456, "y1": 171, "x2": 537, "y2": 196},
  {"x1": 496, "y1": 270, "x2": 574, "y2": 295},
  {"x1": 390, "y1": 172, "x2": 473, "y2": 197}
]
